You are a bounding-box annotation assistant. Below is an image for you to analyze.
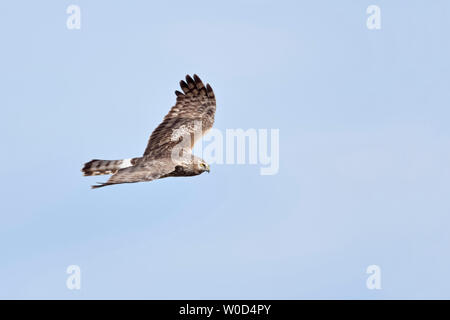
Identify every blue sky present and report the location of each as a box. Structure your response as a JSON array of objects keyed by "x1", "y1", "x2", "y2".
[{"x1": 0, "y1": 0, "x2": 449, "y2": 299}]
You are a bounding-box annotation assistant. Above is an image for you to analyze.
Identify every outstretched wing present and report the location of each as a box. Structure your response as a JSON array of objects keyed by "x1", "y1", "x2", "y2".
[
  {"x1": 143, "y1": 74, "x2": 216, "y2": 158},
  {"x1": 91, "y1": 159, "x2": 175, "y2": 189}
]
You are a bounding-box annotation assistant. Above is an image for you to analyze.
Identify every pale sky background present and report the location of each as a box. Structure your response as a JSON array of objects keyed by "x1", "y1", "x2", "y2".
[{"x1": 0, "y1": 0, "x2": 449, "y2": 299}]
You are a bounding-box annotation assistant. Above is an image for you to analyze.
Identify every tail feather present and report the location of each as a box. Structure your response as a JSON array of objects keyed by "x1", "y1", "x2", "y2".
[{"x1": 82, "y1": 158, "x2": 140, "y2": 176}]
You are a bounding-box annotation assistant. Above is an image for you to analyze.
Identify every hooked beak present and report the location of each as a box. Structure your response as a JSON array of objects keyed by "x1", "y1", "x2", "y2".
[{"x1": 206, "y1": 165, "x2": 210, "y2": 173}]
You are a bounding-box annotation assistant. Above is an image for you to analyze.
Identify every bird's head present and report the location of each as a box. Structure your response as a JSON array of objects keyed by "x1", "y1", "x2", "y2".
[
  {"x1": 188, "y1": 155, "x2": 210, "y2": 175},
  {"x1": 196, "y1": 160, "x2": 210, "y2": 174}
]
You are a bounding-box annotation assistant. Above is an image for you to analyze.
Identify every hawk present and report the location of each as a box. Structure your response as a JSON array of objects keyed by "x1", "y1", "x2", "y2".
[{"x1": 82, "y1": 74, "x2": 216, "y2": 188}]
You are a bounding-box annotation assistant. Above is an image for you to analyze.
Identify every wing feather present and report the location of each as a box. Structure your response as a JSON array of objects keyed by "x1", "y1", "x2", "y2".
[
  {"x1": 91, "y1": 159, "x2": 175, "y2": 188},
  {"x1": 143, "y1": 74, "x2": 216, "y2": 158}
]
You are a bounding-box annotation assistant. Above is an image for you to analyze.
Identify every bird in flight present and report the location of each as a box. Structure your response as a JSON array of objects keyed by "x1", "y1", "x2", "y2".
[{"x1": 82, "y1": 74, "x2": 216, "y2": 188}]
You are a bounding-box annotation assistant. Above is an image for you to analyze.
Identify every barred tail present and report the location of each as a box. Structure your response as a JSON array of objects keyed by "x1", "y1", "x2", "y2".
[{"x1": 82, "y1": 157, "x2": 140, "y2": 176}]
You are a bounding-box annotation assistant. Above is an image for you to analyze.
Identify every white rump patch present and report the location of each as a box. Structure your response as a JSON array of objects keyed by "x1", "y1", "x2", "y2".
[{"x1": 119, "y1": 158, "x2": 133, "y2": 169}]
